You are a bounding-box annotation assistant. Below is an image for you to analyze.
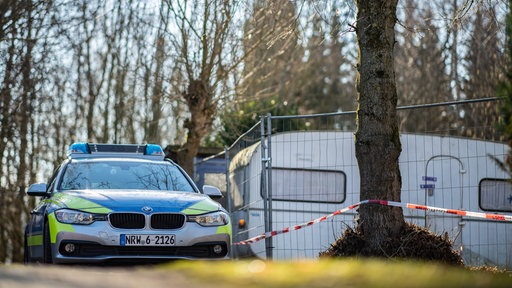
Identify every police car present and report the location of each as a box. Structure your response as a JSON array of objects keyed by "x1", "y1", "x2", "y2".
[{"x1": 24, "y1": 143, "x2": 231, "y2": 264}]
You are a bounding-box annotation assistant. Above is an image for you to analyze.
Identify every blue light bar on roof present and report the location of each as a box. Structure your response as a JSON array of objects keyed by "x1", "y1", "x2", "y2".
[
  {"x1": 68, "y1": 143, "x2": 165, "y2": 160},
  {"x1": 145, "y1": 144, "x2": 164, "y2": 157},
  {"x1": 68, "y1": 142, "x2": 90, "y2": 155}
]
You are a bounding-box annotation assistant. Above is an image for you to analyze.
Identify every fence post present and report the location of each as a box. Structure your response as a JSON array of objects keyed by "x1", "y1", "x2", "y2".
[
  {"x1": 266, "y1": 113, "x2": 273, "y2": 259},
  {"x1": 225, "y1": 146, "x2": 233, "y2": 258},
  {"x1": 267, "y1": 113, "x2": 274, "y2": 259},
  {"x1": 225, "y1": 146, "x2": 232, "y2": 214},
  {"x1": 260, "y1": 114, "x2": 273, "y2": 259}
]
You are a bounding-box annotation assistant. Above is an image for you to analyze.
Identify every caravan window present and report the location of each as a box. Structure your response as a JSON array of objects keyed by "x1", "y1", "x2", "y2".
[
  {"x1": 479, "y1": 178, "x2": 512, "y2": 212},
  {"x1": 270, "y1": 168, "x2": 345, "y2": 203}
]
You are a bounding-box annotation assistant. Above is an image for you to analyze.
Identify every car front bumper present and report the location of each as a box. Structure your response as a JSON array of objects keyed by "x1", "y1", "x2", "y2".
[{"x1": 51, "y1": 220, "x2": 231, "y2": 264}]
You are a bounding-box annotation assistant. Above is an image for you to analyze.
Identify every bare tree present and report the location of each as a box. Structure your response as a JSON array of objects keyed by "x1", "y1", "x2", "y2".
[
  {"x1": 0, "y1": 0, "x2": 19, "y2": 263},
  {"x1": 12, "y1": 0, "x2": 36, "y2": 263},
  {"x1": 161, "y1": 0, "x2": 231, "y2": 174},
  {"x1": 60, "y1": 0, "x2": 110, "y2": 142},
  {"x1": 0, "y1": 0, "x2": 54, "y2": 262},
  {"x1": 217, "y1": 0, "x2": 303, "y2": 144},
  {"x1": 300, "y1": 5, "x2": 356, "y2": 115},
  {"x1": 163, "y1": 0, "x2": 284, "y2": 174},
  {"x1": 144, "y1": 2, "x2": 170, "y2": 145},
  {"x1": 462, "y1": 4, "x2": 503, "y2": 140},
  {"x1": 395, "y1": 1, "x2": 454, "y2": 134}
]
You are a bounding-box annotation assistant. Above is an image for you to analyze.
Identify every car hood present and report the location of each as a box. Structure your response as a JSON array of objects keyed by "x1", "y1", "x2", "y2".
[{"x1": 50, "y1": 190, "x2": 223, "y2": 215}]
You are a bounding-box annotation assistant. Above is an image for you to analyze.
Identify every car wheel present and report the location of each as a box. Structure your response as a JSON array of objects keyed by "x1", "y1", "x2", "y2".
[{"x1": 43, "y1": 220, "x2": 53, "y2": 264}]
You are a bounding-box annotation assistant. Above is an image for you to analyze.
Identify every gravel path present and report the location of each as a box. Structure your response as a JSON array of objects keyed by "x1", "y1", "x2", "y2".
[{"x1": 0, "y1": 264, "x2": 212, "y2": 288}]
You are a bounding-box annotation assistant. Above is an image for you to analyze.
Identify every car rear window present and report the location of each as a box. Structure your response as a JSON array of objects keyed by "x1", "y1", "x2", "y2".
[{"x1": 59, "y1": 161, "x2": 195, "y2": 192}]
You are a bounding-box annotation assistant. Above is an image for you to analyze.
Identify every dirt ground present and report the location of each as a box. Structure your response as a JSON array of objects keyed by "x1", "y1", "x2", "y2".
[{"x1": 0, "y1": 264, "x2": 213, "y2": 288}]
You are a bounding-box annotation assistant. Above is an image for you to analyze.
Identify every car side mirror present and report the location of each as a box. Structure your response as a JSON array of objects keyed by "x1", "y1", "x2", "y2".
[
  {"x1": 203, "y1": 185, "x2": 223, "y2": 199},
  {"x1": 27, "y1": 183, "x2": 49, "y2": 197}
]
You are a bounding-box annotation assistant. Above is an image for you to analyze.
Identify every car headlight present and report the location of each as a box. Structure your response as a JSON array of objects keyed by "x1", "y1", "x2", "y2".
[
  {"x1": 55, "y1": 209, "x2": 95, "y2": 225},
  {"x1": 188, "y1": 211, "x2": 229, "y2": 227}
]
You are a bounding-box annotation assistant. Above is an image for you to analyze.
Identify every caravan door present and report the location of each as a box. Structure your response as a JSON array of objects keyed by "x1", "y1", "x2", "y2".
[{"x1": 424, "y1": 155, "x2": 465, "y2": 250}]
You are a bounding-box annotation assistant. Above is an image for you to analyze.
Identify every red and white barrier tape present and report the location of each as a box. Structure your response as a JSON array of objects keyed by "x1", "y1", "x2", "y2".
[
  {"x1": 367, "y1": 199, "x2": 512, "y2": 221},
  {"x1": 233, "y1": 199, "x2": 512, "y2": 245}
]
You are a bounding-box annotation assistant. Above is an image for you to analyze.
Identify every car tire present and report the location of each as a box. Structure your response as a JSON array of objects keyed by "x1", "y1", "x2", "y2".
[{"x1": 43, "y1": 220, "x2": 53, "y2": 264}]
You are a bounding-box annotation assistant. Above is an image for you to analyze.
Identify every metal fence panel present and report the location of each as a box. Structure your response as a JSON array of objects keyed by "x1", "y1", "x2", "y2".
[{"x1": 197, "y1": 99, "x2": 512, "y2": 268}]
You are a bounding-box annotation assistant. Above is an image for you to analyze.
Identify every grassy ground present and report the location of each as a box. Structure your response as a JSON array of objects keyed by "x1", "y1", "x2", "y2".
[
  {"x1": 1, "y1": 259, "x2": 511, "y2": 287},
  {"x1": 161, "y1": 258, "x2": 512, "y2": 288}
]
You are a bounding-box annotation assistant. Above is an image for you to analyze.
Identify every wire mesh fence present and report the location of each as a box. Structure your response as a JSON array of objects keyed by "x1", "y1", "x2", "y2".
[{"x1": 196, "y1": 98, "x2": 512, "y2": 268}]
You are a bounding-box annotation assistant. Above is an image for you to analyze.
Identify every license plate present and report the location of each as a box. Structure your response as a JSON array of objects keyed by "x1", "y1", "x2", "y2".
[{"x1": 120, "y1": 234, "x2": 176, "y2": 246}]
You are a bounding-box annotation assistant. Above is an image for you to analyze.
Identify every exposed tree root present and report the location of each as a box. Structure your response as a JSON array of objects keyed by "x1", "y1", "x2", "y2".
[{"x1": 320, "y1": 222, "x2": 464, "y2": 266}]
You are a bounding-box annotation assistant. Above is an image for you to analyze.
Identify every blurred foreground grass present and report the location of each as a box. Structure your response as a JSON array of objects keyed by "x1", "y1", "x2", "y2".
[{"x1": 161, "y1": 258, "x2": 512, "y2": 288}]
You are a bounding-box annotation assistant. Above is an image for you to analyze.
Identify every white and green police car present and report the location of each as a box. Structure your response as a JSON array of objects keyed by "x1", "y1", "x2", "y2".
[{"x1": 24, "y1": 143, "x2": 231, "y2": 264}]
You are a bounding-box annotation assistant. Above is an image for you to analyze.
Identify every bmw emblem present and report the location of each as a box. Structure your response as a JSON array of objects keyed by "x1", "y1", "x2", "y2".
[{"x1": 141, "y1": 206, "x2": 153, "y2": 213}]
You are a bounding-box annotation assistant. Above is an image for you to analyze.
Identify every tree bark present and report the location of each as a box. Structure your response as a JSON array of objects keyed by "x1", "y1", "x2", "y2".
[
  {"x1": 0, "y1": 4, "x2": 17, "y2": 263},
  {"x1": 146, "y1": 35, "x2": 165, "y2": 144},
  {"x1": 10, "y1": 0, "x2": 35, "y2": 263},
  {"x1": 355, "y1": 0, "x2": 405, "y2": 251},
  {"x1": 177, "y1": 80, "x2": 215, "y2": 176}
]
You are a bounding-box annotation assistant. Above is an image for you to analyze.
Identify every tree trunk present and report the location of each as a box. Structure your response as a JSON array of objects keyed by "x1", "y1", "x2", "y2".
[
  {"x1": 177, "y1": 80, "x2": 215, "y2": 176},
  {"x1": 354, "y1": 0, "x2": 405, "y2": 251},
  {"x1": 0, "y1": 17, "x2": 16, "y2": 265},
  {"x1": 146, "y1": 36, "x2": 165, "y2": 144}
]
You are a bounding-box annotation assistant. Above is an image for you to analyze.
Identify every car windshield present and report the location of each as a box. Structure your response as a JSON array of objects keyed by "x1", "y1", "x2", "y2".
[{"x1": 58, "y1": 161, "x2": 195, "y2": 192}]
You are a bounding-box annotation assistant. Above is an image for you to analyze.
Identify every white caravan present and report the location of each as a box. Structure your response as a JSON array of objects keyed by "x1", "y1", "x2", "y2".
[{"x1": 228, "y1": 131, "x2": 512, "y2": 268}]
